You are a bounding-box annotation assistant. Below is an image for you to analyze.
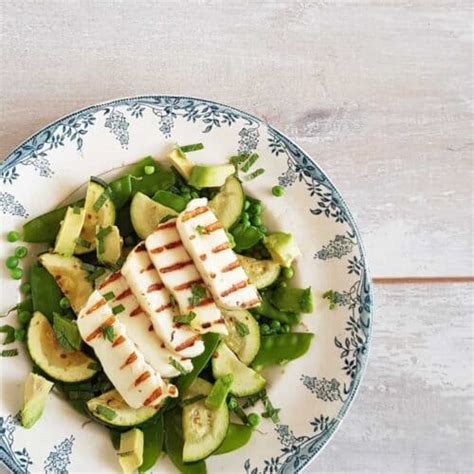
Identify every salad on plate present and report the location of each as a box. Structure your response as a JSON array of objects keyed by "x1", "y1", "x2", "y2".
[{"x1": 1, "y1": 144, "x2": 315, "y2": 473}]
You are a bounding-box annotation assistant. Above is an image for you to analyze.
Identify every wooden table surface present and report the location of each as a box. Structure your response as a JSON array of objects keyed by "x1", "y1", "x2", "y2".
[{"x1": 1, "y1": 1, "x2": 472, "y2": 472}]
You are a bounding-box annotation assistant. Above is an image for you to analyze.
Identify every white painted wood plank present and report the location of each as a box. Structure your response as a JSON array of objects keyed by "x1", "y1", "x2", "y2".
[
  {"x1": 312, "y1": 282, "x2": 474, "y2": 473},
  {"x1": 0, "y1": 1, "x2": 472, "y2": 277}
]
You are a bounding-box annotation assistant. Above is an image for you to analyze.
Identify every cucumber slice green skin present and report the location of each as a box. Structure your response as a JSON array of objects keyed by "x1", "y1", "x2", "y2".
[
  {"x1": 27, "y1": 312, "x2": 97, "y2": 383},
  {"x1": 87, "y1": 390, "x2": 158, "y2": 428},
  {"x1": 222, "y1": 309, "x2": 260, "y2": 366},
  {"x1": 54, "y1": 206, "x2": 86, "y2": 257},
  {"x1": 208, "y1": 176, "x2": 244, "y2": 229},
  {"x1": 76, "y1": 179, "x2": 116, "y2": 254},
  {"x1": 212, "y1": 343, "x2": 266, "y2": 397},
  {"x1": 130, "y1": 192, "x2": 177, "y2": 239},
  {"x1": 237, "y1": 255, "x2": 280, "y2": 289},
  {"x1": 182, "y1": 378, "x2": 229, "y2": 463}
]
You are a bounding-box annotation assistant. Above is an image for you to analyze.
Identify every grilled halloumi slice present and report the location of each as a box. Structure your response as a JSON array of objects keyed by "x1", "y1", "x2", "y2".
[
  {"x1": 98, "y1": 272, "x2": 193, "y2": 378},
  {"x1": 121, "y1": 243, "x2": 204, "y2": 359},
  {"x1": 78, "y1": 290, "x2": 176, "y2": 408},
  {"x1": 176, "y1": 198, "x2": 260, "y2": 310},
  {"x1": 145, "y1": 219, "x2": 227, "y2": 335}
]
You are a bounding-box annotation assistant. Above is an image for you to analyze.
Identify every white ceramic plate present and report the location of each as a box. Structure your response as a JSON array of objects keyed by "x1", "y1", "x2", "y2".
[{"x1": 0, "y1": 96, "x2": 372, "y2": 474}]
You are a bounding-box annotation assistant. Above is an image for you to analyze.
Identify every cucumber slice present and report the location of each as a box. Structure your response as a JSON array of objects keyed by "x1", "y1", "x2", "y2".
[
  {"x1": 222, "y1": 309, "x2": 260, "y2": 365},
  {"x1": 237, "y1": 255, "x2": 280, "y2": 289},
  {"x1": 96, "y1": 225, "x2": 123, "y2": 265},
  {"x1": 212, "y1": 343, "x2": 266, "y2": 397},
  {"x1": 27, "y1": 312, "x2": 97, "y2": 383},
  {"x1": 182, "y1": 378, "x2": 229, "y2": 462},
  {"x1": 39, "y1": 253, "x2": 93, "y2": 314},
  {"x1": 188, "y1": 164, "x2": 235, "y2": 188},
  {"x1": 130, "y1": 192, "x2": 177, "y2": 239},
  {"x1": 54, "y1": 206, "x2": 86, "y2": 257},
  {"x1": 208, "y1": 176, "x2": 244, "y2": 229},
  {"x1": 76, "y1": 178, "x2": 116, "y2": 254},
  {"x1": 87, "y1": 389, "x2": 158, "y2": 428}
]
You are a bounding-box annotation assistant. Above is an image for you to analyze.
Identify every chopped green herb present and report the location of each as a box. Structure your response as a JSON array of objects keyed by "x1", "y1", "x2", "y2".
[
  {"x1": 103, "y1": 291, "x2": 115, "y2": 301},
  {"x1": 180, "y1": 143, "x2": 204, "y2": 153},
  {"x1": 86, "y1": 267, "x2": 106, "y2": 282},
  {"x1": 53, "y1": 313, "x2": 82, "y2": 352},
  {"x1": 87, "y1": 361, "x2": 101, "y2": 371},
  {"x1": 75, "y1": 238, "x2": 91, "y2": 249},
  {"x1": 235, "y1": 321, "x2": 250, "y2": 337},
  {"x1": 102, "y1": 325, "x2": 115, "y2": 342},
  {"x1": 80, "y1": 262, "x2": 97, "y2": 273},
  {"x1": 322, "y1": 290, "x2": 338, "y2": 310},
  {"x1": 169, "y1": 357, "x2": 188, "y2": 375},
  {"x1": 73, "y1": 205, "x2": 81, "y2": 215},
  {"x1": 159, "y1": 214, "x2": 176, "y2": 224},
  {"x1": 14, "y1": 328, "x2": 26, "y2": 342},
  {"x1": 112, "y1": 305, "x2": 125, "y2": 315},
  {"x1": 96, "y1": 226, "x2": 113, "y2": 239},
  {"x1": 95, "y1": 405, "x2": 117, "y2": 421},
  {"x1": 1, "y1": 349, "x2": 18, "y2": 357},
  {"x1": 261, "y1": 390, "x2": 280, "y2": 423},
  {"x1": 173, "y1": 311, "x2": 196, "y2": 325},
  {"x1": 229, "y1": 154, "x2": 249, "y2": 166},
  {"x1": 241, "y1": 153, "x2": 260, "y2": 173},
  {"x1": 68, "y1": 391, "x2": 94, "y2": 401},
  {"x1": 188, "y1": 283, "x2": 207, "y2": 307},
  {"x1": 0, "y1": 325, "x2": 15, "y2": 345},
  {"x1": 245, "y1": 168, "x2": 265, "y2": 181},
  {"x1": 7, "y1": 231, "x2": 20, "y2": 243},
  {"x1": 93, "y1": 191, "x2": 109, "y2": 211},
  {"x1": 97, "y1": 238, "x2": 105, "y2": 254},
  {"x1": 180, "y1": 394, "x2": 206, "y2": 407},
  {"x1": 195, "y1": 225, "x2": 208, "y2": 235}
]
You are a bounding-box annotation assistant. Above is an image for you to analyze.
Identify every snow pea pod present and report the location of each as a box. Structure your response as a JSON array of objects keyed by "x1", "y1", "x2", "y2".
[
  {"x1": 251, "y1": 333, "x2": 314, "y2": 369},
  {"x1": 30, "y1": 262, "x2": 63, "y2": 321},
  {"x1": 251, "y1": 295, "x2": 300, "y2": 325},
  {"x1": 213, "y1": 423, "x2": 253, "y2": 455},
  {"x1": 153, "y1": 190, "x2": 190, "y2": 212},
  {"x1": 139, "y1": 417, "x2": 164, "y2": 473},
  {"x1": 23, "y1": 199, "x2": 84, "y2": 243},
  {"x1": 164, "y1": 408, "x2": 207, "y2": 474},
  {"x1": 232, "y1": 224, "x2": 263, "y2": 252},
  {"x1": 130, "y1": 157, "x2": 176, "y2": 197},
  {"x1": 176, "y1": 333, "x2": 220, "y2": 394},
  {"x1": 109, "y1": 174, "x2": 132, "y2": 210}
]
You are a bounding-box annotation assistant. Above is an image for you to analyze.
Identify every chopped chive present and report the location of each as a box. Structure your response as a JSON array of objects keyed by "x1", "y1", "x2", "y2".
[
  {"x1": 73, "y1": 205, "x2": 81, "y2": 215},
  {"x1": 229, "y1": 154, "x2": 249, "y2": 166},
  {"x1": 173, "y1": 311, "x2": 196, "y2": 325},
  {"x1": 180, "y1": 143, "x2": 204, "y2": 153},
  {"x1": 96, "y1": 226, "x2": 113, "y2": 239},
  {"x1": 144, "y1": 165, "x2": 155, "y2": 175},
  {"x1": 245, "y1": 168, "x2": 265, "y2": 181},
  {"x1": 86, "y1": 267, "x2": 106, "y2": 282},
  {"x1": 80, "y1": 262, "x2": 97, "y2": 272},
  {"x1": 87, "y1": 361, "x2": 101, "y2": 371},
  {"x1": 102, "y1": 325, "x2": 115, "y2": 342},
  {"x1": 68, "y1": 391, "x2": 94, "y2": 401},
  {"x1": 180, "y1": 394, "x2": 206, "y2": 407},
  {"x1": 195, "y1": 225, "x2": 208, "y2": 235},
  {"x1": 95, "y1": 405, "x2": 117, "y2": 421},
  {"x1": 75, "y1": 238, "x2": 91, "y2": 249},
  {"x1": 188, "y1": 283, "x2": 206, "y2": 307},
  {"x1": 235, "y1": 321, "x2": 250, "y2": 337},
  {"x1": 0, "y1": 325, "x2": 15, "y2": 345},
  {"x1": 97, "y1": 238, "x2": 105, "y2": 254},
  {"x1": 241, "y1": 153, "x2": 260, "y2": 173},
  {"x1": 53, "y1": 313, "x2": 82, "y2": 352},
  {"x1": 112, "y1": 305, "x2": 125, "y2": 315},
  {"x1": 1, "y1": 349, "x2": 18, "y2": 357},
  {"x1": 103, "y1": 291, "x2": 115, "y2": 301},
  {"x1": 169, "y1": 357, "x2": 188, "y2": 375},
  {"x1": 93, "y1": 191, "x2": 109, "y2": 211}
]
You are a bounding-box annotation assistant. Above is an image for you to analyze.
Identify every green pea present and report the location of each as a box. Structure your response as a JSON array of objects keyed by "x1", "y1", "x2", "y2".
[
  {"x1": 5, "y1": 256, "x2": 19, "y2": 269},
  {"x1": 258, "y1": 225, "x2": 268, "y2": 234},
  {"x1": 281, "y1": 324, "x2": 290, "y2": 333},
  {"x1": 10, "y1": 268, "x2": 23, "y2": 280},
  {"x1": 251, "y1": 203, "x2": 262, "y2": 215},
  {"x1": 14, "y1": 246, "x2": 28, "y2": 259},
  {"x1": 270, "y1": 320, "x2": 281, "y2": 331},
  {"x1": 260, "y1": 323, "x2": 270, "y2": 335},
  {"x1": 144, "y1": 165, "x2": 155, "y2": 175},
  {"x1": 244, "y1": 200, "x2": 251, "y2": 210},
  {"x1": 247, "y1": 413, "x2": 260, "y2": 427},
  {"x1": 15, "y1": 328, "x2": 26, "y2": 342},
  {"x1": 20, "y1": 282, "x2": 31, "y2": 295},
  {"x1": 18, "y1": 310, "x2": 32, "y2": 325},
  {"x1": 7, "y1": 231, "x2": 20, "y2": 242},
  {"x1": 227, "y1": 397, "x2": 238, "y2": 410},
  {"x1": 278, "y1": 281, "x2": 287, "y2": 288},
  {"x1": 241, "y1": 212, "x2": 250, "y2": 222},
  {"x1": 272, "y1": 185, "x2": 285, "y2": 197},
  {"x1": 282, "y1": 267, "x2": 294, "y2": 279},
  {"x1": 251, "y1": 216, "x2": 262, "y2": 226},
  {"x1": 60, "y1": 297, "x2": 71, "y2": 309}
]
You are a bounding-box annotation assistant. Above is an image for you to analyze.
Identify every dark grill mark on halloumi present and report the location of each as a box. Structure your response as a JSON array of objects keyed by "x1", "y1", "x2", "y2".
[
  {"x1": 130, "y1": 306, "x2": 144, "y2": 317},
  {"x1": 148, "y1": 324, "x2": 154, "y2": 332},
  {"x1": 85, "y1": 316, "x2": 116, "y2": 342},
  {"x1": 173, "y1": 278, "x2": 204, "y2": 292},
  {"x1": 199, "y1": 254, "x2": 207, "y2": 261},
  {"x1": 160, "y1": 260, "x2": 193, "y2": 274},
  {"x1": 147, "y1": 282, "x2": 165, "y2": 293},
  {"x1": 116, "y1": 288, "x2": 132, "y2": 300},
  {"x1": 112, "y1": 335, "x2": 126, "y2": 347},
  {"x1": 135, "y1": 243, "x2": 147, "y2": 252},
  {"x1": 175, "y1": 334, "x2": 201, "y2": 352},
  {"x1": 140, "y1": 263, "x2": 155, "y2": 273},
  {"x1": 150, "y1": 240, "x2": 183, "y2": 254},
  {"x1": 85, "y1": 298, "x2": 107, "y2": 315},
  {"x1": 155, "y1": 303, "x2": 172, "y2": 313},
  {"x1": 222, "y1": 260, "x2": 240, "y2": 273},
  {"x1": 188, "y1": 296, "x2": 214, "y2": 310},
  {"x1": 120, "y1": 351, "x2": 138, "y2": 369},
  {"x1": 204, "y1": 221, "x2": 222, "y2": 233},
  {"x1": 181, "y1": 206, "x2": 209, "y2": 222},
  {"x1": 221, "y1": 280, "x2": 250, "y2": 297},
  {"x1": 134, "y1": 371, "x2": 151, "y2": 387},
  {"x1": 99, "y1": 272, "x2": 121, "y2": 289},
  {"x1": 241, "y1": 298, "x2": 261, "y2": 308},
  {"x1": 157, "y1": 220, "x2": 177, "y2": 230},
  {"x1": 144, "y1": 387, "x2": 163, "y2": 406},
  {"x1": 212, "y1": 242, "x2": 230, "y2": 253}
]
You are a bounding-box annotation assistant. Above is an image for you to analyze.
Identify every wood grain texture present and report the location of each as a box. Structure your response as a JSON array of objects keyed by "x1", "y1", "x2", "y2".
[{"x1": 313, "y1": 283, "x2": 474, "y2": 473}]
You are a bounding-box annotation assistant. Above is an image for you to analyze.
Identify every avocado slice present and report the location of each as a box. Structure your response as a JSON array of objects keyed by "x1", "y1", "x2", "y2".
[
  {"x1": 263, "y1": 232, "x2": 301, "y2": 268},
  {"x1": 21, "y1": 373, "x2": 54, "y2": 429},
  {"x1": 118, "y1": 428, "x2": 144, "y2": 474},
  {"x1": 168, "y1": 148, "x2": 194, "y2": 180},
  {"x1": 188, "y1": 164, "x2": 235, "y2": 188},
  {"x1": 54, "y1": 206, "x2": 86, "y2": 257},
  {"x1": 96, "y1": 225, "x2": 123, "y2": 265}
]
